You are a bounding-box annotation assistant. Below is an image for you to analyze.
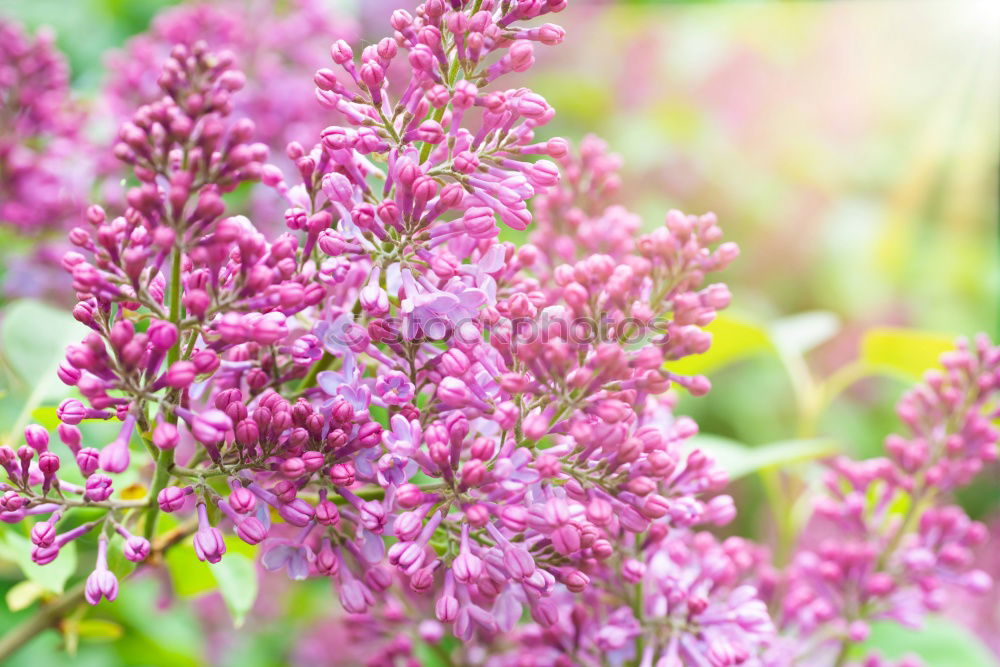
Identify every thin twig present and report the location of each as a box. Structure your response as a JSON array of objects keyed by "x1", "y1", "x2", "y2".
[{"x1": 0, "y1": 518, "x2": 198, "y2": 661}]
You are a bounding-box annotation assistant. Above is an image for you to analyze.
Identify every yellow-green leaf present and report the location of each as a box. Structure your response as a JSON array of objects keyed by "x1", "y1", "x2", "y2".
[
  {"x1": 76, "y1": 619, "x2": 124, "y2": 641},
  {"x1": 668, "y1": 314, "x2": 772, "y2": 376},
  {"x1": 860, "y1": 327, "x2": 955, "y2": 381},
  {"x1": 5, "y1": 580, "x2": 45, "y2": 612},
  {"x1": 0, "y1": 530, "x2": 77, "y2": 594}
]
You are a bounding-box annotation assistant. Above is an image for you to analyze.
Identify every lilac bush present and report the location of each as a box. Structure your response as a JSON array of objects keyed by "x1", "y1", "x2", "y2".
[
  {"x1": 1, "y1": 1, "x2": 997, "y2": 665},
  {"x1": 102, "y1": 0, "x2": 355, "y2": 164},
  {"x1": 0, "y1": 19, "x2": 86, "y2": 235}
]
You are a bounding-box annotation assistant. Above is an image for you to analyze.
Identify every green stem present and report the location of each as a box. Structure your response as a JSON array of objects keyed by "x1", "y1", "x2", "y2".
[{"x1": 143, "y1": 246, "x2": 183, "y2": 539}]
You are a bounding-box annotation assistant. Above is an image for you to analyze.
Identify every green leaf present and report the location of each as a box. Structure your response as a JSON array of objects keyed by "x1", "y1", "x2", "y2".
[
  {"x1": 414, "y1": 643, "x2": 452, "y2": 667},
  {"x1": 860, "y1": 327, "x2": 955, "y2": 381},
  {"x1": 692, "y1": 434, "x2": 839, "y2": 481},
  {"x1": 165, "y1": 536, "x2": 257, "y2": 597},
  {"x1": 668, "y1": 313, "x2": 772, "y2": 376},
  {"x1": 163, "y1": 541, "x2": 217, "y2": 597},
  {"x1": 210, "y1": 552, "x2": 259, "y2": 628},
  {"x1": 0, "y1": 300, "x2": 88, "y2": 444},
  {"x1": 5, "y1": 580, "x2": 45, "y2": 612},
  {"x1": 1, "y1": 300, "x2": 87, "y2": 394},
  {"x1": 0, "y1": 530, "x2": 77, "y2": 594},
  {"x1": 849, "y1": 615, "x2": 998, "y2": 667}
]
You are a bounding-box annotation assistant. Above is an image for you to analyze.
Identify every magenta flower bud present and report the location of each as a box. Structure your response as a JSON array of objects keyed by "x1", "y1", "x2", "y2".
[
  {"x1": 461, "y1": 460, "x2": 487, "y2": 487},
  {"x1": 77, "y1": 448, "x2": 100, "y2": 476},
  {"x1": 317, "y1": 229, "x2": 349, "y2": 256},
  {"x1": 562, "y1": 569, "x2": 590, "y2": 593},
  {"x1": 280, "y1": 457, "x2": 306, "y2": 478},
  {"x1": 452, "y1": 150, "x2": 479, "y2": 174},
  {"x1": 163, "y1": 361, "x2": 197, "y2": 389},
  {"x1": 339, "y1": 578, "x2": 374, "y2": 614},
  {"x1": 0, "y1": 490, "x2": 24, "y2": 512},
  {"x1": 356, "y1": 422, "x2": 383, "y2": 448},
  {"x1": 85, "y1": 538, "x2": 118, "y2": 605},
  {"x1": 273, "y1": 480, "x2": 297, "y2": 504},
  {"x1": 124, "y1": 536, "x2": 151, "y2": 562},
  {"x1": 31, "y1": 544, "x2": 60, "y2": 566},
  {"x1": 452, "y1": 550, "x2": 482, "y2": 584},
  {"x1": 190, "y1": 410, "x2": 232, "y2": 447},
  {"x1": 508, "y1": 41, "x2": 535, "y2": 72},
  {"x1": 393, "y1": 511, "x2": 425, "y2": 542},
  {"x1": 436, "y1": 594, "x2": 459, "y2": 623},
  {"x1": 396, "y1": 483, "x2": 424, "y2": 509},
  {"x1": 414, "y1": 120, "x2": 444, "y2": 144},
  {"x1": 705, "y1": 495, "x2": 737, "y2": 525},
  {"x1": 24, "y1": 425, "x2": 49, "y2": 452},
  {"x1": 38, "y1": 451, "x2": 60, "y2": 475},
  {"x1": 99, "y1": 437, "x2": 130, "y2": 474},
  {"x1": 251, "y1": 313, "x2": 288, "y2": 345},
  {"x1": 359, "y1": 61, "x2": 385, "y2": 91},
  {"x1": 500, "y1": 505, "x2": 528, "y2": 532},
  {"x1": 641, "y1": 494, "x2": 671, "y2": 519},
  {"x1": 232, "y1": 416, "x2": 260, "y2": 447},
  {"x1": 407, "y1": 566, "x2": 434, "y2": 593},
  {"x1": 847, "y1": 621, "x2": 870, "y2": 642},
  {"x1": 316, "y1": 541, "x2": 339, "y2": 576},
  {"x1": 193, "y1": 504, "x2": 226, "y2": 564},
  {"x1": 229, "y1": 486, "x2": 256, "y2": 514},
  {"x1": 57, "y1": 398, "x2": 87, "y2": 425},
  {"x1": 315, "y1": 499, "x2": 340, "y2": 527},
  {"x1": 359, "y1": 500, "x2": 386, "y2": 533},
  {"x1": 436, "y1": 377, "x2": 473, "y2": 408},
  {"x1": 503, "y1": 546, "x2": 536, "y2": 580},
  {"x1": 301, "y1": 451, "x2": 325, "y2": 473},
  {"x1": 157, "y1": 486, "x2": 190, "y2": 513},
  {"x1": 551, "y1": 524, "x2": 582, "y2": 555},
  {"x1": 530, "y1": 599, "x2": 559, "y2": 627},
  {"x1": 183, "y1": 290, "x2": 210, "y2": 319},
  {"x1": 235, "y1": 517, "x2": 267, "y2": 545},
  {"x1": 594, "y1": 399, "x2": 631, "y2": 423},
  {"x1": 153, "y1": 422, "x2": 179, "y2": 450},
  {"x1": 278, "y1": 498, "x2": 314, "y2": 527},
  {"x1": 622, "y1": 558, "x2": 647, "y2": 583},
  {"x1": 864, "y1": 573, "x2": 895, "y2": 597},
  {"x1": 31, "y1": 521, "x2": 57, "y2": 548},
  {"x1": 57, "y1": 361, "x2": 82, "y2": 386},
  {"x1": 58, "y1": 424, "x2": 82, "y2": 452},
  {"x1": 148, "y1": 320, "x2": 178, "y2": 351},
  {"x1": 453, "y1": 525, "x2": 483, "y2": 583},
  {"x1": 330, "y1": 39, "x2": 353, "y2": 65},
  {"x1": 85, "y1": 474, "x2": 113, "y2": 501}
]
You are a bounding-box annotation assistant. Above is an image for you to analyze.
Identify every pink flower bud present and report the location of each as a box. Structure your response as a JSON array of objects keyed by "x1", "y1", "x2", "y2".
[
  {"x1": 77, "y1": 448, "x2": 100, "y2": 476},
  {"x1": 124, "y1": 536, "x2": 151, "y2": 562},
  {"x1": 158, "y1": 486, "x2": 190, "y2": 513}
]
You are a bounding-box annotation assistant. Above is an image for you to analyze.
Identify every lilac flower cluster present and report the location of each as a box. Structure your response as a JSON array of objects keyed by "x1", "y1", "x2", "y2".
[
  {"x1": 2, "y1": 0, "x2": 739, "y2": 634},
  {"x1": 0, "y1": 19, "x2": 86, "y2": 233},
  {"x1": 2, "y1": 1, "x2": 999, "y2": 665},
  {"x1": 771, "y1": 336, "x2": 1000, "y2": 665},
  {"x1": 102, "y1": 0, "x2": 354, "y2": 162}
]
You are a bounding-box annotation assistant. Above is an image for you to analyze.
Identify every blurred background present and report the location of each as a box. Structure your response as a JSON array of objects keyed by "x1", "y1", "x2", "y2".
[{"x1": 1, "y1": 0, "x2": 997, "y2": 664}]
